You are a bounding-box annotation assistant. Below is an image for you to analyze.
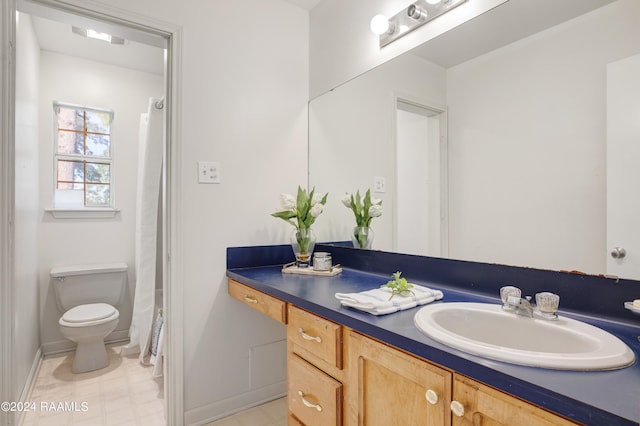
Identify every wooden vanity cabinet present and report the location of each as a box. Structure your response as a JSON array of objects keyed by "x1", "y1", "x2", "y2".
[
  {"x1": 228, "y1": 279, "x2": 580, "y2": 426},
  {"x1": 287, "y1": 305, "x2": 347, "y2": 425},
  {"x1": 288, "y1": 354, "x2": 343, "y2": 426},
  {"x1": 228, "y1": 278, "x2": 287, "y2": 323},
  {"x1": 452, "y1": 374, "x2": 578, "y2": 426},
  {"x1": 347, "y1": 330, "x2": 452, "y2": 425},
  {"x1": 347, "y1": 331, "x2": 579, "y2": 426}
]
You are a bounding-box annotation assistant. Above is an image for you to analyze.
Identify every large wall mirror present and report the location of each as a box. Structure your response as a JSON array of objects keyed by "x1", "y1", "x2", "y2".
[{"x1": 310, "y1": 0, "x2": 640, "y2": 280}]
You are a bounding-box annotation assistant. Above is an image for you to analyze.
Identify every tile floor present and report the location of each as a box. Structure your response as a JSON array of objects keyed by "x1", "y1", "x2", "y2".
[
  {"x1": 21, "y1": 343, "x2": 165, "y2": 426},
  {"x1": 21, "y1": 342, "x2": 287, "y2": 426},
  {"x1": 203, "y1": 398, "x2": 287, "y2": 426}
]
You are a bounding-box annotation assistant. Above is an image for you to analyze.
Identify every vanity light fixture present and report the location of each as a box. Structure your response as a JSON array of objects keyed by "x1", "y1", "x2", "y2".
[
  {"x1": 72, "y1": 26, "x2": 126, "y2": 45},
  {"x1": 370, "y1": 14, "x2": 395, "y2": 36},
  {"x1": 371, "y1": 0, "x2": 468, "y2": 48}
]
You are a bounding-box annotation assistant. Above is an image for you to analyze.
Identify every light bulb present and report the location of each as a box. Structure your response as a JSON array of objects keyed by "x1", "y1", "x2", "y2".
[
  {"x1": 370, "y1": 14, "x2": 391, "y2": 35},
  {"x1": 425, "y1": 0, "x2": 442, "y2": 4}
]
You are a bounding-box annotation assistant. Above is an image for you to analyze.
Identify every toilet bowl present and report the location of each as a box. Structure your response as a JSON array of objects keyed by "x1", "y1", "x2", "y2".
[
  {"x1": 58, "y1": 303, "x2": 120, "y2": 373},
  {"x1": 51, "y1": 263, "x2": 128, "y2": 374}
]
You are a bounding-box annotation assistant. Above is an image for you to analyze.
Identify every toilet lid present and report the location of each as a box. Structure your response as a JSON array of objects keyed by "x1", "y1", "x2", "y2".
[{"x1": 63, "y1": 303, "x2": 116, "y2": 323}]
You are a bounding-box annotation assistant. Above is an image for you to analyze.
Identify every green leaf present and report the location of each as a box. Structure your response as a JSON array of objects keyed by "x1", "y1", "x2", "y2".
[
  {"x1": 271, "y1": 210, "x2": 297, "y2": 227},
  {"x1": 382, "y1": 271, "x2": 414, "y2": 300}
]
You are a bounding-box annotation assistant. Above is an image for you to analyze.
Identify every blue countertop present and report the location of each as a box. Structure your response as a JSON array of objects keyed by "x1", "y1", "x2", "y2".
[{"x1": 227, "y1": 244, "x2": 640, "y2": 425}]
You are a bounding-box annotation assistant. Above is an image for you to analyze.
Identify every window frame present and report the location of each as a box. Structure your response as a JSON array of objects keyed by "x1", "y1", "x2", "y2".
[{"x1": 50, "y1": 101, "x2": 118, "y2": 217}]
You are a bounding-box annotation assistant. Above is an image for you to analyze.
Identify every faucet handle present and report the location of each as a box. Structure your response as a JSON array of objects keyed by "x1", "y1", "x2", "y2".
[
  {"x1": 500, "y1": 286, "x2": 522, "y2": 304},
  {"x1": 536, "y1": 292, "x2": 560, "y2": 314}
]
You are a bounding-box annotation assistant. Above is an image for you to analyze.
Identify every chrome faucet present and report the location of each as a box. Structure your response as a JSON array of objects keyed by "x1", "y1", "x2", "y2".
[
  {"x1": 503, "y1": 295, "x2": 535, "y2": 318},
  {"x1": 500, "y1": 286, "x2": 559, "y2": 320}
]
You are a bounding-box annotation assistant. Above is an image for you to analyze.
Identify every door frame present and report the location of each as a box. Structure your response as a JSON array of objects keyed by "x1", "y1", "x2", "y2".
[
  {"x1": 392, "y1": 94, "x2": 449, "y2": 257},
  {"x1": 0, "y1": 1, "x2": 184, "y2": 424}
]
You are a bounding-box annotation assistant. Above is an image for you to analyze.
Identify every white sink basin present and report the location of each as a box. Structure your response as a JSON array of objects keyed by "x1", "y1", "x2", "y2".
[{"x1": 414, "y1": 302, "x2": 636, "y2": 370}]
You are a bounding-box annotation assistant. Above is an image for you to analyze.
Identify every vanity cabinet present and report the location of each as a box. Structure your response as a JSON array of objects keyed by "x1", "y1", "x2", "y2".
[
  {"x1": 347, "y1": 330, "x2": 452, "y2": 425},
  {"x1": 287, "y1": 305, "x2": 346, "y2": 425},
  {"x1": 228, "y1": 278, "x2": 580, "y2": 426},
  {"x1": 288, "y1": 353, "x2": 343, "y2": 426},
  {"x1": 451, "y1": 374, "x2": 578, "y2": 426},
  {"x1": 348, "y1": 331, "x2": 578, "y2": 426},
  {"x1": 227, "y1": 279, "x2": 287, "y2": 323}
]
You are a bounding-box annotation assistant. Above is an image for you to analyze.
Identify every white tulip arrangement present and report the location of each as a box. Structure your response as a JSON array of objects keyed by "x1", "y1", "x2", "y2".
[
  {"x1": 342, "y1": 189, "x2": 382, "y2": 249},
  {"x1": 272, "y1": 186, "x2": 328, "y2": 231},
  {"x1": 341, "y1": 189, "x2": 382, "y2": 228}
]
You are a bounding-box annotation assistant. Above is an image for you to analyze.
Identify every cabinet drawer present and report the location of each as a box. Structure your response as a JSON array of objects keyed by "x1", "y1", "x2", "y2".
[
  {"x1": 289, "y1": 353, "x2": 342, "y2": 426},
  {"x1": 288, "y1": 306, "x2": 342, "y2": 369},
  {"x1": 228, "y1": 279, "x2": 287, "y2": 323}
]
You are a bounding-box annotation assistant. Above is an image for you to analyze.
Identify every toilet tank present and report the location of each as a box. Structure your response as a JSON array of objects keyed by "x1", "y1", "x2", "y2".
[{"x1": 51, "y1": 263, "x2": 128, "y2": 312}]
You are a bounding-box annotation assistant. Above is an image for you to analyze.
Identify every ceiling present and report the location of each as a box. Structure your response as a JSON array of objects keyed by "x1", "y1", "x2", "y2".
[
  {"x1": 22, "y1": 0, "x2": 322, "y2": 76},
  {"x1": 19, "y1": 1, "x2": 165, "y2": 76},
  {"x1": 19, "y1": 0, "x2": 616, "y2": 79},
  {"x1": 283, "y1": 0, "x2": 321, "y2": 10}
]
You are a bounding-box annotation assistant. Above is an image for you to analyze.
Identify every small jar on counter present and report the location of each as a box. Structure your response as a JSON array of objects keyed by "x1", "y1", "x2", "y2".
[{"x1": 313, "y1": 252, "x2": 332, "y2": 271}]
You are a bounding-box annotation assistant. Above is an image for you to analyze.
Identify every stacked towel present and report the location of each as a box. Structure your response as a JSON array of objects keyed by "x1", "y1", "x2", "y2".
[{"x1": 335, "y1": 284, "x2": 443, "y2": 315}]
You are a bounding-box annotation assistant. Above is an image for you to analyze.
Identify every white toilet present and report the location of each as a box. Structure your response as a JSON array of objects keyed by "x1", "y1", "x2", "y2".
[{"x1": 51, "y1": 263, "x2": 128, "y2": 373}]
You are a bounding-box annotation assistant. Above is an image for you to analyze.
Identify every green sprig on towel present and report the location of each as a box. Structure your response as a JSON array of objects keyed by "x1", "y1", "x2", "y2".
[{"x1": 382, "y1": 271, "x2": 414, "y2": 300}]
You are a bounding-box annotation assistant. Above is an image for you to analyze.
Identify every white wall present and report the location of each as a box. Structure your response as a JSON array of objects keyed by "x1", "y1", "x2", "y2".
[
  {"x1": 14, "y1": 12, "x2": 41, "y2": 401},
  {"x1": 309, "y1": 0, "x2": 507, "y2": 98},
  {"x1": 446, "y1": 0, "x2": 640, "y2": 273},
  {"x1": 309, "y1": 53, "x2": 446, "y2": 249},
  {"x1": 37, "y1": 51, "x2": 164, "y2": 353},
  {"x1": 47, "y1": 0, "x2": 309, "y2": 423},
  {"x1": 176, "y1": 2, "x2": 308, "y2": 420}
]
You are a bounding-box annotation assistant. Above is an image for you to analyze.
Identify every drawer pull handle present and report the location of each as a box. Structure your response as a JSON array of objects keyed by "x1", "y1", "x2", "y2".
[
  {"x1": 450, "y1": 400, "x2": 465, "y2": 417},
  {"x1": 298, "y1": 328, "x2": 322, "y2": 343},
  {"x1": 243, "y1": 295, "x2": 258, "y2": 304},
  {"x1": 298, "y1": 390, "x2": 322, "y2": 412},
  {"x1": 425, "y1": 389, "x2": 439, "y2": 405}
]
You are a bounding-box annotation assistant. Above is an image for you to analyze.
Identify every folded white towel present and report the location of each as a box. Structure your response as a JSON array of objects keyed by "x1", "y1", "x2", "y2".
[{"x1": 335, "y1": 284, "x2": 443, "y2": 315}]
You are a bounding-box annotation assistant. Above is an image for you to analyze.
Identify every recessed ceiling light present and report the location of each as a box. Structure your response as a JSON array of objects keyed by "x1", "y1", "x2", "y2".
[{"x1": 72, "y1": 26, "x2": 126, "y2": 45}]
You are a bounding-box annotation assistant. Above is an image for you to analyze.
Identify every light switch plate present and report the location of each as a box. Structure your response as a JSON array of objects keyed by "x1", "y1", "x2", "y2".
[
  {"x1": 198, "y1": 161, "x2": 221, "y2": 184},
  {"x1": 373, "y1": 176, "x2": 386, "y2": 193}
]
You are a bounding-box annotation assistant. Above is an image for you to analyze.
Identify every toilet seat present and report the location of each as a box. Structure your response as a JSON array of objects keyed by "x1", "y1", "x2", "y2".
[{"x1": 60, "y1": 303, "x2": 119, "y2": 328}]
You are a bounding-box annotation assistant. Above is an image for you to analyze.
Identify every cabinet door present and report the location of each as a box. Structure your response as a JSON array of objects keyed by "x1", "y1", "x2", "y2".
[
  {"x1": 348, "y1": 331, "x2": 452, "y2": 426},
  {"x1": 452, "y1": 374, "x2": 578, "y2": 426}
]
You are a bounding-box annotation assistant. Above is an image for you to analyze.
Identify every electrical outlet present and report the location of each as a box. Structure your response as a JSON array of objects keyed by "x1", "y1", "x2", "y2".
[
  {"x1": 373, "y1": 176, "x2": 386, "y2": 193},
  {"x1": 198, "y1": 161, "x2": 221, "y2": 184}
]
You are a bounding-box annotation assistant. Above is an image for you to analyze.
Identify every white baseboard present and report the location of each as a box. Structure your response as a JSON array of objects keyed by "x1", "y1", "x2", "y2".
[
  {"x1": 41, "y1": 330, "x2": 130, "y2": 356},
  {"x1": 16, "y1": 347, "x2": 42, "y2": 426},
  {"x1": 184, "y1": 382, "x2": 286, "y2": 426}
]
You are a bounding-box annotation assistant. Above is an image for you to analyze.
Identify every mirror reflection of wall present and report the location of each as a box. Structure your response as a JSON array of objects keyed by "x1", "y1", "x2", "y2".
[
  {"x1": 309, "y1": 53, "x2": 446, "y2": 250},
  {"x1": 309, "y1": 0, "x2": 640, "y2": 278}
]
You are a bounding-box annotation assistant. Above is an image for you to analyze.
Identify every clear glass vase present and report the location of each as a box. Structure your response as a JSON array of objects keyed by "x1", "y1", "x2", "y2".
[
  {"x1": 290, "y1": 227, "x2": 317, "y2": 268},
  {"x1": 352, "y1": 226, "x2": 374, "y2": 249}
]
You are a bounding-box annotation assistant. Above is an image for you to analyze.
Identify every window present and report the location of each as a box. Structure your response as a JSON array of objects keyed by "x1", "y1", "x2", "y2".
[{"x1": 53, "y1": 102, "x2": 114, "y2": 209}]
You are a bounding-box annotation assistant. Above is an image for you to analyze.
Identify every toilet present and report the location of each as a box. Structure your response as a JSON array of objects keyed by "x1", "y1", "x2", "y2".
[{"x1": 51, "y1": 263, "x2": 128, "y2": 373}]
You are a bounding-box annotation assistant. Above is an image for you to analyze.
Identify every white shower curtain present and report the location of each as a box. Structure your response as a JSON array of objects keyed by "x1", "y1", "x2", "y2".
[{"x1": 123, "y1": 97, "x2": 164, "y2": 366}]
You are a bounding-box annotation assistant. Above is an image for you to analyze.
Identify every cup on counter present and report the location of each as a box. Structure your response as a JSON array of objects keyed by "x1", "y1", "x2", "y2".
[{"x1": 313, "y1": 252, "x2": 332, "y2": 271}]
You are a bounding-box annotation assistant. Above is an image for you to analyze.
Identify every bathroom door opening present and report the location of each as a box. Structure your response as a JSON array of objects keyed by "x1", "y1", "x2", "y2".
[
  {"x1": 394, "y1": 99, "x2": 449, "y2": 257},
  {"x1": 4, "y1": 0, "x2": 182, "y2": 424},
  {"x1": 606, "y1": 53, "x2": 640, "y2": 280}
]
